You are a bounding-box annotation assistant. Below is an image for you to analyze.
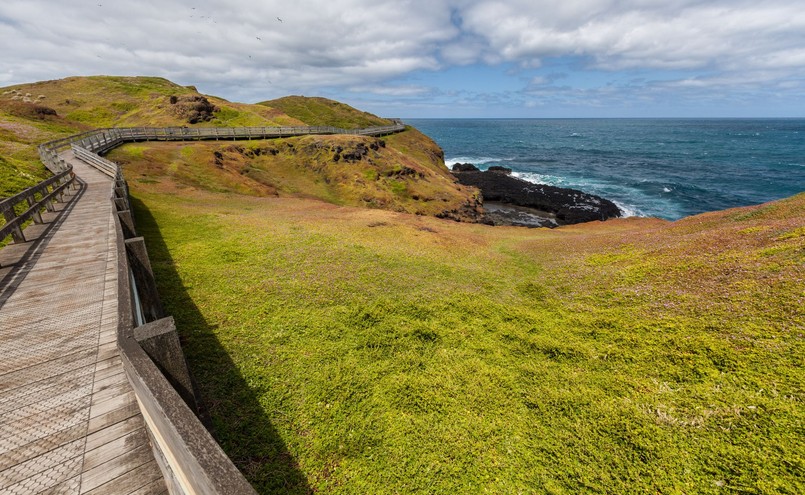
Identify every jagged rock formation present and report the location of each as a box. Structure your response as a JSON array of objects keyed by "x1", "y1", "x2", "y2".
[
  {"x1": 168, "y1": 95, "x2": 217, "y2": 124},
  {"x1": 452, "y1": 167, "x2": 622, "y2": 225}
]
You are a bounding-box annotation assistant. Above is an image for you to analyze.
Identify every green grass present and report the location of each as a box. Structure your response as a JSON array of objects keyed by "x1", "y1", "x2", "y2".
[
  {"x1": 107, "y1": 133, "x2": 477, "y2": 219},
  {"x1": 131, "y1": 184, "x2": 805, "y2": 494},
  {"x1": 260, "y1": 96, "x2": 391, "y2": 129}
]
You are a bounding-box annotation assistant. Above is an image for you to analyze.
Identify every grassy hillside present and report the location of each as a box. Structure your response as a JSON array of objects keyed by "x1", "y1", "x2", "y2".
[
  {"x1": 106, "y1": 128, "x2": 480, "y2": 220},
  {"x1": 0, "y1": 76, "x2": 301, "y2": 128},
  {"x1": 260, "y1": 96, "x2": 392, "y2": 129},
  {"x1": 128, "y1": 152, "x2": 804, "y2": 494},
  {"x1": 0, "y1": 75, "x2": 289, "y2": 196},
  {"x1": 1, "y1": 76, "x2": 466, "y2": 220}
]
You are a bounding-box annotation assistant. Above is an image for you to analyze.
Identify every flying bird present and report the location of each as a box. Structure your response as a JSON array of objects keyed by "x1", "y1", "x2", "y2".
[
  {"x1": 277, "y1": 17, "x2": 283, "y2": 22},
  {"x1": 256, "y1": 36, "x2": 261, "y2": 40}
]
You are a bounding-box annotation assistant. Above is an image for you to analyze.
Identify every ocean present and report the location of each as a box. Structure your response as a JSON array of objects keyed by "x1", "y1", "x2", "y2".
[{"x1": 406, "y1": 119, "x2": 805, "y2": 220}]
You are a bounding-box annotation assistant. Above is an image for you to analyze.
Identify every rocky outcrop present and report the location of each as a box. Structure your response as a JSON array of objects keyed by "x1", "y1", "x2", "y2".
[
  {"x1": 452, "y1": 163, "x2": 480, "y2": 172},
  {"x1": 453, "y1": 169, "x2": 621, "y2": 225},
  {"x1": 168, "y1": 95, "x2": 218, "y2": 124}
]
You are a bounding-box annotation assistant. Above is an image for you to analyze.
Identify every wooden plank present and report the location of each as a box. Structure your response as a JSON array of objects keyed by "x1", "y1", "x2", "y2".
[
  {"x1": 91, "y1": 369, "x2": 127, "y2": 392},
  {"x1": 84, "y1": 414, "x2": 145, "y2": 452},
  {"x1": 0, "y1": 437, "x2": 83, "y2": 487},
  {"x1": 86, "y1": 400, "x2": 141, "y2": 436},
  {"x1": 81, "y1": 459, "x2": 165, "y2": 495},
  {"x1": 82, "y1": 427, "x2": 150, "y2": 471},
  {"x1": 0, "y1": 348, "x2": 96, "y2": 393},
  {"x1": 0, "y1": 452, "x2": 82, "y2": 494},
  {"x1": 126, "y1": 477, "x2": 169, "y2": 495},
  {"x1": 88, "y1": 379, "x2": 131, "y2": 406},
  {"x1": 89, "y1": 390, "x2": 136, "y2": 420},
  {"x1": 80, "y1": 442, "x2": 154, "y2": 492},
  {"x1": 0, "y1": 422, "x2": 86, "y2": 471},
  {"x1": 0, "y1": 394, "x2": 89, "y2": 448}
]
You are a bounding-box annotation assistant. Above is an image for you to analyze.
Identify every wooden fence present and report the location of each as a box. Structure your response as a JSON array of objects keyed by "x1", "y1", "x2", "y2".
[
  {"x1": 0, "y1": 167, "x2": 76, "y2": 251},
  {"x1": 37, "y1": 122, "x2": 406, "y2": 172}
]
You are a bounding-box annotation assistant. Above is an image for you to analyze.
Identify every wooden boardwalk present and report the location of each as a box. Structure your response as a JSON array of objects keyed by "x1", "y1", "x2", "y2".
[{"x1": 0, "y1": 156, "x2": 166, "y2": 494}]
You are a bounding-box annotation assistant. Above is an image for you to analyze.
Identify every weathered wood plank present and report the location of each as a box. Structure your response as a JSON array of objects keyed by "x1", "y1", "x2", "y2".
[
  {"x1": 84, "y1": 415, "x2": 146, "y2": 452},
  {"x1": 126, "y1": 477, "x2": 169, "y2": 495},
  {"x1": 0, "y1": 422, "x2": 87, "y2": 472},
  {"x1": 81, "y1": 459, "x2": 164, "y2": 495},
  {"x1": 89, "y1": 390, "x2": 136, "y2": 420},
  {"x1": 82, "y1": 427, "x2": 150, "y2": 472},
  {"x1": 0, "y1": 438, "x2": 83, "y2": 487},
  {"x1": 80, "y1": 442, "x2": 155, "y2": 492},
  {"x1": 86, "y1": 400, "x2": 141, "y2": 436}
]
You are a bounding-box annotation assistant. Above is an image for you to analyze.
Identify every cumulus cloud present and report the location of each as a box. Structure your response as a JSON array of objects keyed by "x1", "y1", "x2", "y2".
[
  {"x1": 458, "y1": 0, "x2": 805, "y2": 71},
  {"x1": 0, "y1": 0, "x2": 455, "y2": 99},
  {"x1": 1, "y1": 0, "x2": 803, "y2": 114}
]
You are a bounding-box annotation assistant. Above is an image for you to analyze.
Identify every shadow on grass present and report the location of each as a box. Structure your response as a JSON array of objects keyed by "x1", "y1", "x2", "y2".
[{"x1": 129, "y1": 196, "x2": 313, "y2": 495}]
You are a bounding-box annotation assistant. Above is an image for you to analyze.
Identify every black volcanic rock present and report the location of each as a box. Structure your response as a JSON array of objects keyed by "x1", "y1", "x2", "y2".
[
  {"x1": 487, "y1": 165, "x2": 512, "y2": 174},
  {"x1": 453, "y1": 170, "x2": 621, "y2": 225},
  {"x1": 452, "y1": 163, "x2": 480, "y2": 172}
]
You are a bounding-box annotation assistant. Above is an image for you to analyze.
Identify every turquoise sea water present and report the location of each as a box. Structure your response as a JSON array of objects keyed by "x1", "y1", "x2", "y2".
[{"x1": 406, "y1": 119, "x2": 805, "y2": 220}]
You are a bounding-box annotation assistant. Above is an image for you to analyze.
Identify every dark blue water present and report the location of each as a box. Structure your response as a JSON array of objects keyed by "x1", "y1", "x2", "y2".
[{"x1": 406, "y1": 119, "x2": 805, "y2": 220}]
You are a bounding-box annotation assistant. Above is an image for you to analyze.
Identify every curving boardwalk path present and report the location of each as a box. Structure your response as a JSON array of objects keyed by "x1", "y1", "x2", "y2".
[{"x1": 0, "y1": 155, "x2": 165, "y2": 494}]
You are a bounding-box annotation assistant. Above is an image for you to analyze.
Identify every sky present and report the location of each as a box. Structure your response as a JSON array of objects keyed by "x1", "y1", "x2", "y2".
[{"x1": 1, "y1": 0, "x2": 804, "y2": 118}]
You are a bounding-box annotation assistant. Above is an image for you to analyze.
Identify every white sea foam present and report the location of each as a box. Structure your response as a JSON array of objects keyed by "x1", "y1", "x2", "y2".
[
  {"x1": 663, "y1": 187, "x2": 672, "y2": 193},
  {"x1": 516, "y1": 172, "x2": 648, "y2": 218},
  {"x1": 613, "y1": 201, "x2": 644, "y2": 218},
  {"x1": 511, "y1": 171, "x2": 563, "y2": 187},
  {"x1": 444, "y1": 156, "x2": 513, "y2": 166}
]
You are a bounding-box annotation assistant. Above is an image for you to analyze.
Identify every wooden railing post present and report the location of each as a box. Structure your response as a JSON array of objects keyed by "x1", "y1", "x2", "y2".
[
  {"x1": 2, "y1": 208, "x2": 26, "y2": 243},
  {"x1": 26, "y1": 195, "x2": 44, "y2": 224}
]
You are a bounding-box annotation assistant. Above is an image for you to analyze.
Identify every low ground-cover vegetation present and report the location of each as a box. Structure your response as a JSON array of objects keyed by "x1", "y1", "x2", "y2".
[
  {"x1": 108, "y1": 130, "x2": 480, "y2": 220},
  {"x1": 130, "y1": 170, "x2": 804, "y2": 494},
  {"x1": 261, "y1": 96, "x2": 392, "y2": 129}
]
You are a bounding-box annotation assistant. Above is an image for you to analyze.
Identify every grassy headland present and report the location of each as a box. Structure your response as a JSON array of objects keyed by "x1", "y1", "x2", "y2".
[
  {"x1": 2, "y1": 76, "x2": 803, "y2": 493},
  {"x1": 260, "y1": 96, "x2": 392, "y2": 129},
  {"x1": 106, "y1": 128, "x2": 480, "y2": 220}
]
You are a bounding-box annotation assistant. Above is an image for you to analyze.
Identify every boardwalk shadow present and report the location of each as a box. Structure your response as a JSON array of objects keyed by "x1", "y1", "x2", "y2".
[{"x1": 129, "y1": 196, "x2": 313, "y2": 495}]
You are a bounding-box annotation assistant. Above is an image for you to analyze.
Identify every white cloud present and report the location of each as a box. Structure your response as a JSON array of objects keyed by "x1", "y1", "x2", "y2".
[
  {"x1": 349, "y1": 85, "x2": 432, "y2": 96},
  {"x1": 0, "y1": 0, "x2": 803, "y2": 114},
  {"x1": 0, "y1": 0, "x2": 455, "y2": 98},
  {"x1": 459, "y1": 1, "x2": 805, "y2": 72}
]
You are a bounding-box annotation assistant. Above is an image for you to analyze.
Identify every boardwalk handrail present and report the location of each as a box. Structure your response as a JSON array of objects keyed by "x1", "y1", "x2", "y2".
[
  {"x1": 104, "y1": 147, "x2": 258, "y2": 494},
  {"x1": 37, "y1": 122, "x2": 406, "y2": 170},
  {"x1": 0, "y1": 167, "x2": 76, "y2": 247}
]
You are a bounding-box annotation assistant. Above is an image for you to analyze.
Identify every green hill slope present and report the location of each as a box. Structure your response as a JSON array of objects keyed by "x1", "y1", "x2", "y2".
[
  {"x1": 0, "y1": 75, "x2": 294, "y2": 195},
  {"x1": 107, "y1": 128, "x2": 480, "y2": 220},
  {"x1": 1, "y1": 77, "x2": 474, "y2": 219},
  {"x1": 260, "y1": 96, "x2": 392, "y2": 128}
]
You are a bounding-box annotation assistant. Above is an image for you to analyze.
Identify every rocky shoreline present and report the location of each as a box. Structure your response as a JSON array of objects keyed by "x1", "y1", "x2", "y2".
[{"x1": 450, "y1": 163, "x2": 622, "y2": 227}]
